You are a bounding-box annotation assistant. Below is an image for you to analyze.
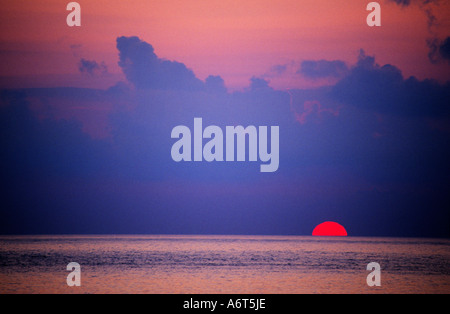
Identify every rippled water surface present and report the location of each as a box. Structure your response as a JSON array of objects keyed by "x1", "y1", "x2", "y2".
[{"x1": 0, "y1": 235, "x2": 449, "y2": 293}]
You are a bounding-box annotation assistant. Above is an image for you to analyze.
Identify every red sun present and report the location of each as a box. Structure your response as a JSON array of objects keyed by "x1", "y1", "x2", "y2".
[{"x1": 312, "y1": 221, "x2": 348, "y2": 236}]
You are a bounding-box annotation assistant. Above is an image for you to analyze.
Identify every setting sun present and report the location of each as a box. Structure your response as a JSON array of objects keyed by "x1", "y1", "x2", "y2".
[{"x1": 312, "y1": 221, "x2": 348, "y2": 236}]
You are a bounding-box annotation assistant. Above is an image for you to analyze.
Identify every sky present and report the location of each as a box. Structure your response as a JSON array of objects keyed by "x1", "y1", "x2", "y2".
[{"x1": 0, "y1": 0, "x2": 449, "y2": 237}]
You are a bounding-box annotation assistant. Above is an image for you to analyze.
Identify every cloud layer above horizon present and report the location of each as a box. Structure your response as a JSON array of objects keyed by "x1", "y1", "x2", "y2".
[{"x1": 1, "y1": 34, "x2": 449, "y2": 237}]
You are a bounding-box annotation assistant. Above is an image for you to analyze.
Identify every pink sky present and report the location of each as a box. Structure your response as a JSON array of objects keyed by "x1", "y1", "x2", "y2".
[{"x1": 0, "y1": 0, "x2": 449, "y2": 90}]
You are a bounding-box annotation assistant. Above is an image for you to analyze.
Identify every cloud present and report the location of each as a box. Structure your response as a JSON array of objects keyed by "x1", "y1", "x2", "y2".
[
  {"x1": 298, "y1": 60, "x2": 348, "y2": 79},
  {"x1": 392, "y1": 0, "x2": 411, "y2": 5},
  {"x1": 78, "y1": 58, "x2": 108, "y2": 76},
  {"x1": 440, "y1": 37, "x2": 450, "y2": 60},
  {"x1": 249, "y1": 76, "x2": 273, "y2": 91},
  {"x1": 293, "y1": 100, "x2": 340, "y2": 125},
  {"x1": 69, "y1": 43, "x2": 83, "y2": 57},
  {"x1": 427, "y1": 36, "x2": 450, "y2": 63},
  {"x1": 388, "y1": 0, "x2": 449, "y2": 64},
  {"x1": 263, "y1": 61, "x2": 298, "y2": 78},
  {"x1": 261, "y1": 61, "x2": 304, "y2": 89},
  {"x1": 331, "y1": 49, "x2": 450, "y2": 117},
  {"x1": 270, "y1": 64, "x2": 288, "y2": 75},
  {"x1": 265, "y1": 64, "x2": 289, "y2": 77},
  {"x1": 116, "y1": 36, "x2": 205, "y2": 91},
  {"x1": 205, "y1": 75, "x2": 227, "y2": 94},
  {"x1": 388, "y1": 0, "x2": 438, "y2": 7},
  {"x1": 0, "y1": 90, "x2": 113, "y2": 180}
]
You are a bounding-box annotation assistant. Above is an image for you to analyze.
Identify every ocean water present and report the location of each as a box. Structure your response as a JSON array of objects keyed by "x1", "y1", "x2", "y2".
[{"x1": 0, "y1": 235, "x2": 449, "y2": 294}]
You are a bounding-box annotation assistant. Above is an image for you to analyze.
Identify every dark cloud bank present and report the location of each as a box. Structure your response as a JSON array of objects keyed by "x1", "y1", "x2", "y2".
[
  {"x1": 1, "y1": 36, "x2": 449, "y2": 237},
  {"x1": 299, "y1": 59, "x2": 349, "y2": 79}
]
